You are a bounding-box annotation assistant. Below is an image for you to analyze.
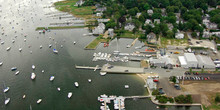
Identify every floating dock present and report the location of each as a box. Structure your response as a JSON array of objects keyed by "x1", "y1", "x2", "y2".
[{"x1": 75, "y1": 65, "x2": 101, "y2": 71}]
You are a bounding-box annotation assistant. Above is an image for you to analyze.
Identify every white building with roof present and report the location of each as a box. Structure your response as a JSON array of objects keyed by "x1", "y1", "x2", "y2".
[
  {"x1": 147, "y1": 9, "x2": 153, "y2": 15},
  {"x1": 184, "y1": 53, "x2": 198, "y2": 68},
  {"x1": 196, "y1": 55, "x2": 215, "y2": 68},
  {"x1": 175, "y1": 32, "x2": 184, "y2": 39},
  {"x1": 92, "y1": 23, "x2": 105, "y2": 35},
  {"x1": 178, "y1": 56, "x2": 187, "y2": 68}
]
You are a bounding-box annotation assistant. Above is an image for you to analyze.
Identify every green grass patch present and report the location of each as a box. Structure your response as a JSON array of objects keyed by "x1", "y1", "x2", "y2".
[
  {"x1": 118, "y1": 31, "x2": 143, "y2": 39},
  {"x1": 160, "y1": 37, "x2": 188, "y2": 48},
  {"x1": 85, "y1": 35, "x2": 109, "y2": 49},
  {"x1": 35, "y1": 25, "x2": 94, "y2": 30},
  {"x1": 54, "y1": 0, "x2": 96, "y2": 19}
]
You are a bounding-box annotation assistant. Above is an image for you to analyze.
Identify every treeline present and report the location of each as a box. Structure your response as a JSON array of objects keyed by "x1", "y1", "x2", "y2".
[{"x1": 83, "y1": 0, "x2": 220, "y2": 38}]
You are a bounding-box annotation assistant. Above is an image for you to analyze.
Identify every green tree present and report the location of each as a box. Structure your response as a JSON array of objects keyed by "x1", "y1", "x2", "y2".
[
  {"x1": 191, "y1": 32, "x2": 197, "y2": 38},
  {"x1": 144, "y1": 3, "x2": 150, "y2": 10},
  {"x1": 152, "y1": 13, "x2": 162, "y2": 19},
  {"x1": 138, "y1": 15, "x2": 145, "y2": 23},
  {"x1": 167, "y1": 16, "x2": 177, "y2": 24},
  {"x1": 153, "y1": 24, "x2": 160, "y2": 34},
  {"x1": 166, "y1": 30, "x2": 174, "y2": 38},
  {"x1": 215, "y1": 94, "x2": 220, "y2": 102},
  {"x1": 211, "y1": 14, "x2": 220, "y2": 24}
]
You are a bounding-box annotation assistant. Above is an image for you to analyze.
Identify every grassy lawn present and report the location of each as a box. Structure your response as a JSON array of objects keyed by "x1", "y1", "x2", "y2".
[
  {"x1": 160, "y1": 37, "x2": 188, "y2": 48},
  {"x1": 119, "y1": 31, "x2": 143, "y2": 39},
  {"x1": 85, "y1": 36, "x2": 110, "y2": 49},
  {"x1": 54, "y1": 0, "x2": 96, "y2": 19}
]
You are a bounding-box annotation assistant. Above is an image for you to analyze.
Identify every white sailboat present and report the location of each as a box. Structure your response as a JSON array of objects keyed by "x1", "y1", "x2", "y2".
[
  {"x1": 88, "y1": 79, "x2": 92, "y2": 83},
  {"x1": 32, "y1": 65, "x2": 35, "y2": 70},
  {"x1": 40, "y1": 45, "x2": 42, "y2": 49},
  {"x1": 68, "y1": 92, "x2": 72, "y2": 98},
  {"x1": 23, "y1": 95, "x2": 26, "y2": 99},
  {"x1": 5, "y1": 98, "x2": 10, "y2": 105},
  {"x1": 74, "y1": 82, "x2": 79, "y2": 87},
  {"x1": 57, "y1": 87, "x2": 61, "y2": 91},
  {"x1": 0, "y1": 62, "x2": 3, "y2": 66},
  {"x1": 19, "y1": 48, "x2": 22, "y2": 52},
  {"x1": 37, "y1": 99, "x2": 42, "y2": 104},
  {"x1": 6, "y1": 47, "x2": 11, "y2": 51},
  {"x1": 31, "y1": 73, "x2": 36, "y2": 80},
  {"x1": 15, "y1": 71, "x2": 20, "y2": 75},
  {"x1": 50, "y1": 76, "x2": 55, "y2": 81}
]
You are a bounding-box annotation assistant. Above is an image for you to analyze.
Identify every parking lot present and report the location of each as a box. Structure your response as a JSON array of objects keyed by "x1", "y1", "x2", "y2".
[{"x1": 176, "y1": 72, "x2": 220, "y2": 81}]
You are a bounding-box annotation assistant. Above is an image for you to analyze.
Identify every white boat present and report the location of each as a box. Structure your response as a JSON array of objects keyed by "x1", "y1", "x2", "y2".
[
  {"x1": 61, "y1": 45, "x2": 63, "y2": 48},
  {"x1": 32, "y1": 65, "x2": 35, "y2": 70},
  {"x1": 100, "y1": 72, "x2": 106, "y2": 76},
  {"x1": 73, "y1": 41, "x2": 76, "y2": 44},
  {"x1": 15, "y1": 71, "x2": 20, "y2": 75},
  {"x1": 11, "y1": 67, "x2": 17, "y2": 71},
  {"x1": 31, "y1": 73, "x2": 36, "y2": 80},
  {"x1": 88, "y1": 79, "x2": 92, "y2": 83},
  {"x1": 24, "y1": 39, "x2": 26, "y2": 42},
  {"x1": 19, "y1": 48, "x2": 22, "y2": 52},
  {"x1": 23, "y1": 95, "x2": 26, "y2": 99},
  {"x1": 57, "y1": 87, "x2": 61, "y2": 91},
  {"x1": 68, "y1": 92, "x2": 72, "y2": 98},
  {"x1": 42, "y1": 70, "x2": 44, "y2": 73},
  {"x1": 49, "y1": 44, "x2": 52, "y2": 48},
  {"x1": 125, "y1": 85, "x2": 129, "y2": 89},
  {"x1": 74, "y1": 82, "x2": 79, "y2": 87},
  {"x1": 30, "y1": 51, "x2": 32, "y2": 54},
  {"x1": 1, "y1": 41, "x2": 4, "y2": 44},
  {"x1": 40, "y1": 45, "x2": 42, "y2": 49},
  {"x1": 3, "y1": 87, "x2": 9, "y2": 93},
  {"x1": 6, "y1": 47, "x2": 11, "y2": 51},
  {"x1": 5, "y1": 98, "x2": 10, "y2": 105},
  {"x1": 37, "y1": 99, "x2": 42, "y2": 104},
  {"x1": 53, "y1": 49, "x2": 58, "y2": 54},
  {"x1": 50, "y1": 76, "x2": 55, "y2": 81},
  {"x1": 12, "y1": 40, "x2": 15, "y2": 43},
  {"x1": 0, "y1": 62, "x2": 3, "y2": 66}
]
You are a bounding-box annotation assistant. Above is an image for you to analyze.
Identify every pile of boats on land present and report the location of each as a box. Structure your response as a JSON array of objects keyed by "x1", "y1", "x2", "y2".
[{"x1": 92, "y1": 52, "x2": 129, "y2": 62}]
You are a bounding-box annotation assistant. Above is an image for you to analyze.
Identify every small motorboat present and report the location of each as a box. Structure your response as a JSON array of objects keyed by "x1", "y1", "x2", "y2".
[
  {"x1": 53, "y1": 49, "x2": 58, "y2": 54},
  {"x1": 12, "y1": 40, "x2": 15, "y2": 43},
  {"x1": 88, "y1": 79, "x2": 92, "y2": 83},
  {"x1": 68, "y1": 92, "x2": 72, "y2": 98},
  {"x1": 3, "y1": 87, "x2": 10, "y2": 93},
  {"x1": 19, "y1": 48, "x2": 22, "y2": 52},
  {"x1": 15, "y1": 71, "x2": 20, "y2": 75},
  {"x1": 73, "y1": 41, "x2": 76, "y2": 45},
  {"x1": 50, "y1": 76, "x2": 55, "y2": 81},
  {"x1": 0, "y1": 62, "x2": 3, "y2": 66},
  {"x1": 6, "y1": 47, "x2": 11, "y2": 51},
  {"x1": 40, "y1": 45, "x2": 42, "y2": 49},
  {"x1": 74, "y1": 82, "x2": 79, "y2": 87},
  {"x1": 30, "y1": 51, "x2": 32, "y2": 54},
  {"x1": 42, "y1": 70, "x2": 44, "y2": 73},
  {"x1": 125, "y1": 85, "x2": 129, "y2": 89},
  {"x1": 24, "y1": 39, "x2": 26, "y2": 42},
  {"x1": 31, "y1": 73, "x2": 36, "y2": 80},
  {"x1": 57, "y1": 87, "x2": 61, "y2": 91},
  {"x1": 100, "y1": 72, "x2": 106, "y2": 76},
  {"x1": 49, "y1": 44, "x2": 52, "y2": 48},
  {"x1": 32, "y1": 65, "x2": 35, "y2": 70},
  {"x1": 61, "y1": 45, "x2": 63, "y2": 48},
  {"x1": 1, "y1": 41, "x2": 4, "y2": 45},
  {"x1": 11, "y1": 67, "x2": 17, "y2": 71},
  {"x1": 37, "y1": 99, "x2": 42, "y2": 104},
  {"x1": 23, "y1": 95, "x2": 26, "y2": 99},
  {"x1": 5, "y1": 98, "x2": 10, "y2": 105}
]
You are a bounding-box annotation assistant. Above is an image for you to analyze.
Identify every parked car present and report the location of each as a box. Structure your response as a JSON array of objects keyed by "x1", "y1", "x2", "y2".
[
  {"x1": 174, "y1": 84, "x2": 181, "y2": 90},
  {"x1": 158, "y1": 88, "x2": 165, "y2": 94}
]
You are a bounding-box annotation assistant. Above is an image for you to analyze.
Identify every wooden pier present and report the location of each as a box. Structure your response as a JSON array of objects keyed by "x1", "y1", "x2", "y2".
[{"x1": 75, "y1": 65, "x2": 101, "y2": 71}]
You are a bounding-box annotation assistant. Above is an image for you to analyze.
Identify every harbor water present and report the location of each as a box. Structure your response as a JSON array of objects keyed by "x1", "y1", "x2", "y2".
[{"x1": 0, "y1": 0, "x2": 201, "y2": 109}]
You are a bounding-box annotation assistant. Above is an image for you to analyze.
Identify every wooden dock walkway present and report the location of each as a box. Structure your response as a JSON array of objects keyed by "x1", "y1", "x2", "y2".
[{"x1": 75, "y1": 65, "x2": 101, "y2": 71}]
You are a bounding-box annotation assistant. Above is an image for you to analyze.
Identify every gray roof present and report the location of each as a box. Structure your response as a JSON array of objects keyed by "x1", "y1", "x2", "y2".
[
  {"x1": 184, "y1": 53, "x2": 198, "y2": 62},
  {"x1": 196, "y1": 55, "x2": 215, "y2": 66}
]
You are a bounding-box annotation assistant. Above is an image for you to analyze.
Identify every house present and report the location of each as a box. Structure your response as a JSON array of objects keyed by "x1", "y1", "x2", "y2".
[
  {"x1": 149, "y1": 56, "x2": 174, "y2": 69},
  {"x1": 212, "y1": 32, "x2": 220, "y2": 37},
  {"x1": 96, "y1": 12, "x2": 103, "y2": 17},
  {"x1": 203, "y1": 18, "x2": 218, "y2": 29},
  {"x1": 124, "y1": 23, "x2": 135, "y2": 31},
  {"x1": 108, "y1": 28, "x2": 114, "y2": 38},
  {"x1": 147, "y1": 9, "x2": 153, "y2": 16},
  {"x1": 97, "y1": 19, "x2": 110, "y2": 23},
  {"x1": 74, "y1": 0, "x2": 84, "y2": 6},
  {"x1": 92, "y1": 23, "x2": 105, "y2": 35},
  {"x1": 175, "y1": 32, "x2": 184, "y2": 39},
  {"x1": 95, "y1": 3, "x2": 101, "y2": 8},
  {"x1": 96, "y1": 7, "x2": 107, "y2": 12},
  {"x1": 202, "y1": 31, "x2": 210, "y2": 38},
  {"x1": 145, "y1": 19, "x2": 152, "y2": 24},
  {"x1": 196, "y1": 55, "x2": 215, "y2": 68},
  {"x1": 154, "y1": 19, "x2": 160, "y2": 24},
  {"x1": 167, "y1": 23, "x2": 173, "y2": 30},
  {"x1": 136, "y1": 13, "x2": 142, "y2": 18},
  {"x1": 147, "y1": 32, "x2": 157, "y2": 44}
]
